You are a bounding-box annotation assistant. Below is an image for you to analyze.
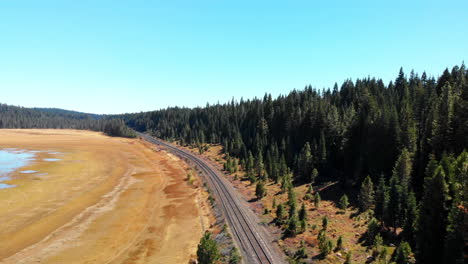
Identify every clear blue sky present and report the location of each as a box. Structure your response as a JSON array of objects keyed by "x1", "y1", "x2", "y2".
[{"x1": 1, "y1": 1, "x2": 467, "y2": 114}]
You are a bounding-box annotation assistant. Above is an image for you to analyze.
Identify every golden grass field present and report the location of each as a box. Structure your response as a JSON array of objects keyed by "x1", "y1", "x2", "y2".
[{"x1": 0, "y1": 129, "x2": 212, "y2": 264}]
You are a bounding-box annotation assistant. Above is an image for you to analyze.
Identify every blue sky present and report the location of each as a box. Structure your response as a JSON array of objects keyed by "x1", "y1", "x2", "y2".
[{"x1": 1, "y1": 1, "x2": 467, "y2": 114}]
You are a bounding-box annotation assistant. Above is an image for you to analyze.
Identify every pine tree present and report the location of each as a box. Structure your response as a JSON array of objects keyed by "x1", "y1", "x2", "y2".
[
  {"x1": 338, "y1": 194, "x2": 349, "y2": 211},
  {"x1": 358, "y1": 175, "x2": 375, "y2": 212},
  {"x1": 438, "y1": 82, "x2": 455, "y2": 151},
  {"x1": 276, "y1": 203, "x2": 285, "y2": 225},
  {"x1": 285, "y1": 213, "x2": 299, "y2": 237},
  {"x1": 300, "y1": 218, "x2": 307, "y2": 233},
  {"x1": 443, "y1": 151, "x2": 466, "y2": 263},
  {"x1": 387, "y1": 175, "x2": 402, "y2": 230},
  {"x1": 297, "y1": 142, "x2": 313, "y2": 182},
  {"x1": 247, "y1": 151, "x2": 255, "y2": 172},
  {"x1": 374, "y1": 174, "x2": 389, "y2": 222},
  {"x1": 443, "y1": 201, "x2": 465, "y2": 264},
  {"x1": 336, "y1": 235, "x2": 343, "y2": 251},
  {"x1": 256, "y1": 153, "x2": 265, "y2": 179},
  {"x1": 197, "y1": 232, "x2": 220, "y2": 264},
  {"x1": 392, "y1": 148, "x2": 412, "y2": 191},
  {"x1": 295, "y1": 240, "x2": 308, "y2": 259},
  {"x1": 319, "y1": 237, "x2": 333, "y2": 257},
  {"x1": 366, "y1": 218, "x2": 379, "y2": 245},
  {"x1": 319, "y1": 130, "x2": 327, "y2": 165},
  {"x1": 322, "y1": 216, "x2": 329, "y2": 231},
  {"x1": 402, "y1": 190, "x2": 417, "y2": 245},
  {"x1": 393, "y1": 241, "x2": 412, "y2": 264},
  {"x1": 310, "y1": 168, "x2": 319, "y2": 184},
  {"x1": 314, "y1": 192, "x2": 321, "y2": 208},
  {"x1": 255, "y1": 181, "x2": 266, "y2": 200},
  {"x1": 416, "y1": 165, "x2": 449, "y2": 264},
  {"x1": 287, "y1": 187, "x2": 297, "y2": 218},
  {"x1": 298, "y1": 203, "x2": 307, "y2": 221}
]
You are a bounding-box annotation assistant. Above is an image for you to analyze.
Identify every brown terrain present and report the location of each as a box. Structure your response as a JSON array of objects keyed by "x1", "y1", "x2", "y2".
[{"x1": 0, "y1": 129, "x2": 213, "y2": 264}]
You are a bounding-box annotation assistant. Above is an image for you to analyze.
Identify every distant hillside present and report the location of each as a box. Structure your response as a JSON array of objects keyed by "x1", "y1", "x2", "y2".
[
  {"x1": 32, "y1": 107, "x2": 102, "y2": 120},
  {"x1": 0, "y1": 104, "x2": 135, "y2": 138}
]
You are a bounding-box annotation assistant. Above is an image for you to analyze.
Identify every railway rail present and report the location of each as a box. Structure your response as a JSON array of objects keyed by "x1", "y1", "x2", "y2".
[{"x1": 138, "y1": 133, "x2": 285, "y2": 264}]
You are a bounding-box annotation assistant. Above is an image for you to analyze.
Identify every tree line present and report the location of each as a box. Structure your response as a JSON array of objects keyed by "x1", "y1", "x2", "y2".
[
  {"x1": 0, "y1": 104, "x2": 135, "y2": 138},
  {"x1": 120, "y1": 64, "x2": 467, "y2": 264}
]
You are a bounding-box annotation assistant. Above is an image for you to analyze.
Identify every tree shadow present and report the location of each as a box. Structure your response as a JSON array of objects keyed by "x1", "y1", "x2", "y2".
[
  {"x1": 350, "y1": 210, "x2": 361, "y2": 219},
  {"x1": 248, "y1": 197, "x2": 260, "y2": 203}
]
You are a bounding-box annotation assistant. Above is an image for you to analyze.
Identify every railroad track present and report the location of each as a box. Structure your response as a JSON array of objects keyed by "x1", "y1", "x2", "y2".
[{"x1": 138, "y1": 133, "x2": 285, "y2": 264}]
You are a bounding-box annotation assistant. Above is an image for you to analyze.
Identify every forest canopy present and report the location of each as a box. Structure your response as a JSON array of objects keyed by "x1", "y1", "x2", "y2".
[
  {"x1": 0, "y1": 105, "x2": 135, "y2": 138},
  {"x1": 118, "y1": 64, "x2": 467, "y2": 264}
]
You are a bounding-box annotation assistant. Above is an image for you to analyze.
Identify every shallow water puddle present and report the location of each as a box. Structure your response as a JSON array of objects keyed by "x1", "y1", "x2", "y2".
[
  {"x1": 0, "y1": 183, "x2": 16, "y2": 189},
  {"x1": 0, "y1": 149, "x2": 36, "y2": 188},
  {"x1": 43, "y1": 158, "x2": 61, "y2": 162},
  {"x1": 20, "y1": 170, "x2": 37, "y2": 174}
]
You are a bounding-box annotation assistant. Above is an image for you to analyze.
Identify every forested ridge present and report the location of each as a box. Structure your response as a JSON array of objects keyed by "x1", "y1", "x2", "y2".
[
  {"x1": 121, "y1": 65, "x2": 467, "y2": 264},
  {"x1": 0, "y1": 104, "x2": 135, "y2": 138}
]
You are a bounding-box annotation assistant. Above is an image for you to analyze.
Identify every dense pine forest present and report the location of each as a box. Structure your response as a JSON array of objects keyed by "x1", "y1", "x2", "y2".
[
  {"x1": 0, "y1": 105, "x2": 135, "y2": 138},
  {"x1": 120, "y1": 65, "x2": 467, "y2": 264}
]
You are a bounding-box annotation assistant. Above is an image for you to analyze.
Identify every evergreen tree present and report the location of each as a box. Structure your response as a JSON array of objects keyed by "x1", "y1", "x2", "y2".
[
  {"x1": 255, "y1": 180, "x2": 267, "y2": 200},
  {"x1": 366, "y1": 218, "x2": 379, "y2": 245},
  {"x1": 295, "y1": 240, "x2": 308, "y2": 259},
  {"x1": 374, "y1": 174, "x2": 389, "y2": 222},
  {"x1": 247, "y1": 151, "x2": 255, "y2": 172},
  {"x1": 285, "y1": 213, "x2": 299, "y2": 237},
  {"x1": 443, "y1": 151, "x2": 467, "y2": 264},
  {"x1": 358, "y1": 175, "x2": 375, "y2": 212},
  {"x1": 287, "y1": 187, "x2": 297, "y2": 217},
  {"x1": 298, "y1": 203, "x2": 307, "y2": 221},
  {"x1": 296, "y1": 142, "x2": 313, "y2": 182},
  {"x1": 393, "y1": 241, "x2": 412, "y2": 264},
  {"x1": 387, "y1": 175, "x2": 402, "y2": 230},
  {"x1": 338, "y1": 194, "x2": 349, "y2": 211},
  {"x1": 416, "y1": 165, "x2": 449, "y2": 264},
  {"x1": 322, "y1": 216, "x2": 329, "y2": 231},
  {"x1": 310, "y1": 168, "x2": 319, "y2": 184},
  {"x1": 443, "y1": 201, "x2": 465, "y2": 264},
  {"x1": 402, "y1": 191, "x2": 417, "y2": 246},
  {"x1": 336, "y1": 235, "x2": 343, "y2": 251},
  {"x1": 319, "y1": 131, "x2": 327, "y2": 165},
  {"x1": 197, "y1": 232, "x2": 220, "y2": 264},
  {"x1": 256, "y1": 153, "x2": 265, "y2": 179},
  {"x1": 276, "y1": 203, "x2": 285, "y2": 225},
  {"x1": 314, "y1": 192, "x2": 321, "y2": 208}
]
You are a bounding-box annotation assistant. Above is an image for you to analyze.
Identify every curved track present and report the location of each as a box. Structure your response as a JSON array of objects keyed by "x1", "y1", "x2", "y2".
[{"x1": 138, "y1": 133, "x2": 285, "y2": 264}]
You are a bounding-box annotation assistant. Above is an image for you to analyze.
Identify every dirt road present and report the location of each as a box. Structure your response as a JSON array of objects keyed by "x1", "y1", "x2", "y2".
[{"x1": 0, "y1": 129, "x2": 211, "y2": 264}]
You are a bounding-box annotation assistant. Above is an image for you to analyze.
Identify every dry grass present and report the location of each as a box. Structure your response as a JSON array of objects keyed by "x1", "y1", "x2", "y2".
[{"x1": 0, "y1": 129, "x2": 214, "y2": 264}]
